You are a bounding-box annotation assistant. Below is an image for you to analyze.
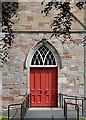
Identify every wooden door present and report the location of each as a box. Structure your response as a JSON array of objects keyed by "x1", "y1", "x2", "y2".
[{"x1": 30, "y1": 67, "x2": 58, "y2": 107}]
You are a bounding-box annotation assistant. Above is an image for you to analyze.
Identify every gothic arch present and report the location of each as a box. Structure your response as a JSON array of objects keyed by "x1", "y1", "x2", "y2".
[
  {"x1": 24, "y1": 39, "x2": 62, "y2": 94},
  {"x1": 25, "y1": 39, "x2": 62, "y2": 69}
]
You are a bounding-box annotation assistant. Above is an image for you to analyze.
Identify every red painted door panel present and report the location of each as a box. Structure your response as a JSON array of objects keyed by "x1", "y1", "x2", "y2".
[
  {"x1": 30, "y1": 67, "x2": 58, "y2": 107},
  {"x1": 51, "y1": 69, "x2": 57, "y2": 106}
]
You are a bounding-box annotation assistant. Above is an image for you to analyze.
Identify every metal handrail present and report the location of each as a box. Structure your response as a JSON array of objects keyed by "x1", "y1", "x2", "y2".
[
  {"x1": 64, "y1": 97, "x2": 84, "y2": 116},
  {"x1": 8, "y1": 94, "x2": 29, "y2": 120},
  {"x1": 59, "y1": 93, "x2": 85, "y2": 98},
  {"x1": 8, "y1": 93, "x2": 86, "y2": 119},
  {"x1": 64, "y1": 99, "x2": 79, "y2": 120},
  {"x1": 8, "y1": 103, "x2": 22, "y2": 120},
  {"x1": 58, "y1": 93, "x2": 86, "y2": 110}
]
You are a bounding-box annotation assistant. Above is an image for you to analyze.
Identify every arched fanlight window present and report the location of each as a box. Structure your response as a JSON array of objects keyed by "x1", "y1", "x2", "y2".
[{"x1": 31, "y1": 44, "x2": 56, "y2": 65}]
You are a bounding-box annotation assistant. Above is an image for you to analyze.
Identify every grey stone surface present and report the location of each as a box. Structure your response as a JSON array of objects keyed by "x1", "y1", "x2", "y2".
[
  {"x1": 2, "y1": 33, "x2": 84, "y2": 109},
  {"x1": 83, "y1": 4, "x2": 86, "y2": 117},
  {"x1": 24, "y1": 108, "x2": 83, "y2": 119},
  {"x1": 2, "y1": 2, "x2": 85, "y2": 110},
  {"x1": 24, "y1": 109, "x2": 64, "y2": 119}
]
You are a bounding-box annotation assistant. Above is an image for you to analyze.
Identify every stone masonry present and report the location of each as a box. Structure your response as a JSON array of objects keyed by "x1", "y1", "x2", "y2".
[{"x1": 2, "y1": 2, "x2": 85, "y2": 112}]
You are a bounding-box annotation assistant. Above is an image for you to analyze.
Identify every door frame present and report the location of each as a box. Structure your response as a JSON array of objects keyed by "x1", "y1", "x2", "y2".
[
  {"x1": 27, "y1": 66, "x2": 58, "y2": 95},
  {"x1": 29, "y1": 66, "x2": 58, "y2": 107},
  {"x1": 25, "y1": 40, "x2": 62, "y2": 107}
]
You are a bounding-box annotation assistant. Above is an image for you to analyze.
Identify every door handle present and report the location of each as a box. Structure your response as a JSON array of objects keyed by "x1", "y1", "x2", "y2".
[
  {"x1": 44, "y1": 91, "x2": 47, "y2": 94},
  {"x1": 40, "y1": 91, "x2": 42, "y2": 94}
]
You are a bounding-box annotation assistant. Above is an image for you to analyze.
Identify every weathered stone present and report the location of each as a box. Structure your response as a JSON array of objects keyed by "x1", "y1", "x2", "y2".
[
  {"x1": 2, "y1": 89, "x2": 10, "y2": 96},
  {"x1": 70, "y1": 66, "x2": 78, "y2": 71},
  {"x1": 71, "y1": 39, "x2": 81, "y2": 45},
  {"x1": 38, "y1": 22, "x2": 44, "y2": 27},
  {"x1": 27, "y1": 16, "x2": 33, "y2": 21},
  {"x1": 3, "y1": 96, "x2": 14, "y2": 101},
  {"x1": 2, "y1": 2, "x2": 85, "y2": 112},
  {"x1": 19, "y1": 5, "x2": 26, "y2": 11},
  {"x1": 25, "y1": 25, "x2": 32, "y2": 30},
  {"x1": 58, "y1": 77, "x2": 67, "y2": 84},
  {"x1": 11, "y1": 18, "x2": 19, "y2": 24}
]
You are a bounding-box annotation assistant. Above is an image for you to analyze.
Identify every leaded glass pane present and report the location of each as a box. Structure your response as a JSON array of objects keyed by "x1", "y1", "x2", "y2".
[
  {"x1": 31, "y1": 44, "x2": 56, "y2": 65},
  {"x1": 31, "y1": 50, "x2": 43, "y2": 65},
  {"x1": 38, "y1": 45, "x2": 49, "y2": 60},
  {"x1": 44, "y1": 51, "x2": 56, "y2": 65}
]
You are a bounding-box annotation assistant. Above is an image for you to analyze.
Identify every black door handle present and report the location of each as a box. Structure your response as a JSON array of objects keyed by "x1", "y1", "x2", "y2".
[
  {"x1": 40, "y1": 91, "x2": 42, "y2": 94},
  {"x1": 44, "y1": 91, "x2": 47, "y2": 94}
]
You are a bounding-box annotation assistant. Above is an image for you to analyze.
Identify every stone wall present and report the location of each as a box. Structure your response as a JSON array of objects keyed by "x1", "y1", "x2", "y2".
[
  {"x1": 2, "y1": 2, "x2": 85, "y2": 110},
  {"x1": 2, "y1": 33, "x2": 84, "y2": 110},
  {"x1": 11, "y1": 2, "x2": 84, "y2": 31},
  {"x1": 83, "y1": 4, "x2": 86, "y2": 117}
]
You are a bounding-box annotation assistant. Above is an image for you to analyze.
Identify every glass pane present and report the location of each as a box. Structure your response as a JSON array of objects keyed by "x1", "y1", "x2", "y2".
[
  {"x1": 38, "y1": 45, "x2": 49, "y2": 60},
  {"x1": 31, "y1": 45, "x2": 56, "y2": 65},
  {"x1": 31, "y1": 50, "x2": 43, "y2": 65},
  {"x1": 44, "y1": 51, "x2": 56, "y2": 65}
]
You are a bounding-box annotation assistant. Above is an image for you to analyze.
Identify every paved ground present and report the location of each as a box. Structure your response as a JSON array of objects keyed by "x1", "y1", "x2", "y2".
[{"x1": 24, "y1": 107, "x2": 83, "y2": 120}]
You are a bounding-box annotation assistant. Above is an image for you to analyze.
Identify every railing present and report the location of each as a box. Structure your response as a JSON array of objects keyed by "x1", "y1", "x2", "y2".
[
  {"x1": 64, "y1": 99, "x2": 79, "y2": 120},
  {"x1": 64, "y1": 97, "x2": 84, "y2": 116},
  {"x1": 8, "y1": 94, "x2": 29, "y2": 120},
  {"x1": 59, "y1": 93, "x2": 85, "y2": 110},
  {"x1": 58, "y1": 93, "x2": 86, "y2": 119},
  {"x1": 8, "y1": 93, "x2": 86, "y2": 120}
]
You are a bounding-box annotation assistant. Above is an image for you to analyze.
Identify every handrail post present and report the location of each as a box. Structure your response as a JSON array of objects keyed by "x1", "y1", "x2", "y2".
[
  {"x1": 75, "y1": 96, "x2": 77, "y2": 104},
  {"x1": 65, "y1": 103, "x2": 67, "y2": 120},
  {"x1": 22, "y1": 101, "x2": 25, "y2": 119},
  {"x1": 66, "y1": 103, "x2": 67, "y2": 120},
  {"x1": 62, "y1": 94, "x2": 63, "y2": 109},
  {"x1": 22, "y1": 102, "x2": 24, "y2": 120},
  {"x1": 26, "y1": 94, "x2": 27, "y2": 108},
  {"x1": 64, "y1": 99, "x2": 65, "y2": 116},
  {"x1": 7, "y1": 94, "x2": 30, "y2": 120},
  {"x1": 64, "y1": 99, "x2": 67, "y2": 120},
  {"x1": 75, "y1": 96, "x2": 77, "y2": 111},
  {"x1": 82, "y1": 99, "x2": 84, "y2": 116},
  {"x1": 26, "y1": 94, "x2": 28, "y2": 108},
  {"x1": 28, "y1": 94, "x2": 29, "y2": 108},
  {"x1": 8, "y1": 105, "x2": 10, "y2": 120},
  {"x1": 21, "y1": 104, "x2": 23, "y2": 120},
  {"x1": 59, "y1": 93, "x2": 61, "y2": 108},
  {"x1": 77, "y1": 105, "x2": 79, "y2": 120}
]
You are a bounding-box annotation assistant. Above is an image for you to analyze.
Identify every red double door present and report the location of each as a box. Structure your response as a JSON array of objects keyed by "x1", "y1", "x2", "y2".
[{"x1": 30, "y1": 67, "x2": 58, "y2": 107}]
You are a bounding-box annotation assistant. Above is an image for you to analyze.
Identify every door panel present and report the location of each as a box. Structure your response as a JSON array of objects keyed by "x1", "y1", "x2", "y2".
[
  {"x1": 51, "y1": 69, "x2": 57, "y2": 106},
  {"x1": 30, "y1": 67, "x2": 58, "y2": 107},
  {"x1": 44, "y1": 71, "x2": 51, "y2": 106},
  {"x1": 30, "y1": 69, "x2": 43, "y2": 106}
]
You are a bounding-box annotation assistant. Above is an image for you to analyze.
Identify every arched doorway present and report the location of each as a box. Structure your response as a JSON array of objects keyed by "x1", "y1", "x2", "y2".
[{"x1": 25, "y1": 39, "x2": 62, "y2": 107}]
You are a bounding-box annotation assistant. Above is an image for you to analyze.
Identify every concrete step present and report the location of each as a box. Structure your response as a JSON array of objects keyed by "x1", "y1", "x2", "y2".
[
  {"x1": 29, "y1": 107, "x2": 62, "y2": 111},
  {"x1": 24, "y1": 107, "x2": 83, "y2": 120},
  {"x1": 24, "y1": 108, "x2": 64, "y2": 119}
]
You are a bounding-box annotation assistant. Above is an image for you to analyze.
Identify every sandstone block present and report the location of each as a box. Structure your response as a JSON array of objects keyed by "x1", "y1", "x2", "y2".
[
  {"x1": 27, "y1": 16, "x2": 33, "y2": 21},
  {"x1": 38, "y1": 22, "x2": 44, "y2": 27},
  {"x1": 19, "y1": 5, "x2": 26, "y2": 11},
  {"x1": 11, "y1": 19, "x2": 19, "y2": 24},
  {"x1": 70, "y1": 66, "x2": 78, "y2": 71},
  {"x1": 3, "y1": 96, "x2": 14, "y2": 101},
  {"x1": 25, "y1": 25, "x2": 32, "y2": 30}
]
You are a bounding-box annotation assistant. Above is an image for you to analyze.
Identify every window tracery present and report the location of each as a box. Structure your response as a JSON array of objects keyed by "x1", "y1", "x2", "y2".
[{"x1": 31, "y1": 45, "x2": 56, "y2": 65}]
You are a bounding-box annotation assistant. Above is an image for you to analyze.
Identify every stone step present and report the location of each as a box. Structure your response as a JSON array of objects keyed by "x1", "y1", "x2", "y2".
[
  {"x1": 29, "y1": 107, "x2": 62, "y2": 111},
  {"x1": 24, "y1": 107, "x2": 83, "y2": 120}
]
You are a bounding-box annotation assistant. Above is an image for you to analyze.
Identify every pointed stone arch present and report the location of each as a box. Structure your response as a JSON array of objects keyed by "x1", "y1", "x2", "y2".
[
  {"x1": 24, "y1": 38, "x2": 62, "y2": 97},
  {"x1": 25, "y1": 39, "x2": 62, "y2": 69}
]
